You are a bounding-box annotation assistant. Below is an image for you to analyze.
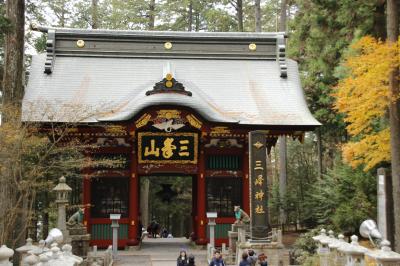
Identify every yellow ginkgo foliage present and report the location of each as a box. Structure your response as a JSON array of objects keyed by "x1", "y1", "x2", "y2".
[{"x1": 334, "y1": 36, "x2": 400, "y2": 171}]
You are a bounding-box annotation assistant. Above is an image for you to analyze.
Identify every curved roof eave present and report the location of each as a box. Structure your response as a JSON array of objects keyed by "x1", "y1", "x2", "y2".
[{"x1": 95, "y1": 90, "x2": 238, "y2": 123}]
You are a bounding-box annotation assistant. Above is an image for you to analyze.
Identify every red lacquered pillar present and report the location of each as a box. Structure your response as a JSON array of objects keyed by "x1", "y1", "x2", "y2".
[
  {"x1": 127, "y1": 145, "x2": 139, "y2": 246},
  {"x1": 243, "y1": 148, "x2": 250, "y2": 213}
]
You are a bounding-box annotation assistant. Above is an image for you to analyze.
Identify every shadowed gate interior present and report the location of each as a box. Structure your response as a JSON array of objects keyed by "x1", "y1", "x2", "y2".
[{"x1": 139, "y1": 175, "x2": 194, "y2": 238}]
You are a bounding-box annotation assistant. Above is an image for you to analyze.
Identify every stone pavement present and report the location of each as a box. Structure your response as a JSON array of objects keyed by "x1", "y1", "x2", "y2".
[{"x1": 114, "y1": 237, "x2": 208, "y2": 266}]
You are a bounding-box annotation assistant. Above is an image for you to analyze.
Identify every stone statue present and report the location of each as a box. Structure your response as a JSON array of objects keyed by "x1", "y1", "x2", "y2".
[
  {"x1": 67, "y1": 209, "x2": 84, "y2": 226},
  {"x1": 66, "y1": 208, "x2": 90, "y2": 258},
  {"x1": 234, "y1": 206, "x2": 250, "y2": 224}
]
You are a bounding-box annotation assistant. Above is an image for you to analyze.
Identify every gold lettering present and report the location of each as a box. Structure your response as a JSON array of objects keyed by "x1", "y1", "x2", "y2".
[
  {"x1": 255, "y1": 190, "x2": 265, "y2": 201},
  {"x1": 144, "y1": 139, "x2": 160, "y2": 157},
  {"x1": 161, "y1": 138, "x2": 176, "y2": 158},
  {"x1": 254, "y1": 160, "x2": 263, "y2": 170},
  {"x1": 178, "y1": 139, "x2": 190, "y2": 156},
  {"x1": 255, "y1": 205, "x2": 265, "y2": 214},
  {"x1": 255, "y1": 175, "x2": 264, "y2": 186}
]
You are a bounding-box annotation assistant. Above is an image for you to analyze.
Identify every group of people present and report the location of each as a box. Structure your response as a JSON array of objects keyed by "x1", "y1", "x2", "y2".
[
  {"x1": 177, "y1": 248, "x2": 267, "y2": 266},
  {"x1": 177, "y1": 250, "x2": 196, "y2": 266},
  {"x1": 147, "y1": 220, "x2": 173, "y2": 238},
  {"x1": 240, "y1": 250, "x2": 268, "y2": 266}
]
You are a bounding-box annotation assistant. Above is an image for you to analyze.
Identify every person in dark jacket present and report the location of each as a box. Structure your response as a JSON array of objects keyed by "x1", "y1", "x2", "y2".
[
  {"x1": 177, "y1": 250, "x2": 188, "y2": 266},
  {"x1": 188, "y1": 254, "x2": 195, "y2": 266},
  {"x1": 209, "y1": 250, "x2": 225, "y2": 266},
  {"x1": 239, "y1": 252, "x2": 251, "y2": 266},
  {"x1": 247, "y1": 249, "x2": 257, "y2": 266}
]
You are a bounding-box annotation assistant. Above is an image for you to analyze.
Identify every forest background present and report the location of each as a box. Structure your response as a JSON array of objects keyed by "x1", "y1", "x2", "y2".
[{"x1": 0, "y1": 0, "x2": 398, "y2": 264}]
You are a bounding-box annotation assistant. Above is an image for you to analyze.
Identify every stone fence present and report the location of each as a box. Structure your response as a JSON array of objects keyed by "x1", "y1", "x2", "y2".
[
  {"x1": 312, "y1": 229, "x2": 400, "y2": 266},
  {"x1": 0, "y1": 239, "x2": 112, "y2": 266}
]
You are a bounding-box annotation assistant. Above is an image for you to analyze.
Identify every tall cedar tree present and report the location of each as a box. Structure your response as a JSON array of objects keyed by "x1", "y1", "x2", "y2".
[
  {"x1": 387, "y1": 0, "x2": 400, "y2": 252},
  {"x1": 254, "y1": 0, "x2": 261, "y2": 32},
  {"x1": 288, "y1": 0, "x2": 385, "y2": 171},
  {"x1": 2, "y1": 0, "x2": 24, "y2": 106}
]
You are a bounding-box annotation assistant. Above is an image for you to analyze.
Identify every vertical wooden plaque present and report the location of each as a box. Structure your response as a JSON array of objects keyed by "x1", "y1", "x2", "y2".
[{"x1": 249, "y1": 131, "x2": 270, "y2": 239}]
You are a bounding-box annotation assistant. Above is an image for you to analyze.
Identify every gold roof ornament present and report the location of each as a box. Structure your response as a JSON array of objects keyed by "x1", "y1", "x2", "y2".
[
  {"x1": 76, "y1": 40, "x2": 85, "y2": 48},
  {"x1": 164, "y1": 42, "x2": 173, "y2": 50},
  {"x1": 165, "y1": 80, "x2": 173, "y2": 88},
  {"x1": 249, "y1": 43, "x2": 257, "y2": 51}
]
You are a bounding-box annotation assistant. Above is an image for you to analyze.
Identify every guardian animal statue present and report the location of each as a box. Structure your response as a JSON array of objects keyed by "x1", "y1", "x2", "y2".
[
  {"x1": 234, "y1": 206, "x2": 250, "y2": 224},
  {"x1": 67, "y1": 208, "x2": 84, "y2": 226}
]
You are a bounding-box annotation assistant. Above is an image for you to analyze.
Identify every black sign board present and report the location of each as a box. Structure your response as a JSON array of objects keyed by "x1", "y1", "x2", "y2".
[
  {"x1": 249, "y1": 131, "x2": 270, "y2": 239},
  {"x1": 138, "y1": 132, "x2": 198, "y2": 164}
]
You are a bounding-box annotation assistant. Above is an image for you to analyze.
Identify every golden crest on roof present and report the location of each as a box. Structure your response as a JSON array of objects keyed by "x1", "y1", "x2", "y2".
[{"x1": 157, "y1": 110, "x2": 181, "y2": 119}]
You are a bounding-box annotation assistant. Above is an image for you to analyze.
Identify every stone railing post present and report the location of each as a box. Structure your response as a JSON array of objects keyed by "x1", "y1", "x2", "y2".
[
  {"x1": 207, "y1": 212, "x2": 217, "y2": 249},
  {"x1": 328, "y1": 234, "x2": 347, "y2": 266},
  {"x1": 0, "y1": 245, "x2": 14, "y2": 266},
  {"x1": 366, "y1": 240, "x2": 400, "y2": 265},
  {"x1": 110, "y1": 214, "x2": 121, "y2": 261},
  {"x1": 277, "y1": 229, "x2": 283, "y2": 244},
  {"x1": 312, "y1": 229, "x2": 330, "y2": 266},
  {"x1": 338, "y1": 235, "x2": 367, "y2": 266},
  {"x1": 16, "y1": 238, "x2": 35, "y2": 265},
  {"x1": 23, "y1": 254, "x2": 39, "y2": 266},
  {"x1": 237, "y1": 224, "x2": 246, "y2": 244}
]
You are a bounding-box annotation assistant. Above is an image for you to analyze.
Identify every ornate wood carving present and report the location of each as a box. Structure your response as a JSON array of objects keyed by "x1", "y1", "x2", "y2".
[{"x1": 146, "y1": 76, "x2": 192, "y2": 96}]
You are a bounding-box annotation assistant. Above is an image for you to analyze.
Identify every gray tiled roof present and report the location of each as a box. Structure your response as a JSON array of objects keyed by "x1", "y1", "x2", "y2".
[{"x1": 22, "y1": 28, "x2": 320, "y2": 127}]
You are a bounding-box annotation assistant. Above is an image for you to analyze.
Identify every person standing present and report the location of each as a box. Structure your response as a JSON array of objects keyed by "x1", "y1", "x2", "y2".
[
  {"x1": 188, "y1": 254, "x2": 195, "y2": 266},
  {"x1": 258, "y1": 253, "x2": 268, "y2": 266},
  {"x1": 247, "y1": 250, "x2": 257, "y2": 266},
  {"x1": 239, "y1": 252, "x2": 251, "y2": 266},
  {"x1": 209, "y1": 250, "x2": 225, "y2": 266},
  {"x1": 177, "y1": 250, "x2": 188, "y2": 266}
]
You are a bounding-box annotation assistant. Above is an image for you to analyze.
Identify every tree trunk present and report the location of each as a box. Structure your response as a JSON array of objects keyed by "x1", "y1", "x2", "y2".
[
  {"x1": 2, "y1": 0, "x2": 25, "y2": 106},
  {"x1": 237, "y1": 0, "x2": 244, "y2": 32},
  {"x1": 316, "y1": 130, "x2": 323, "y2": 178},
  {"x1": 60, "y1": 0, "x2": 66, "y2": 27},
  {"x1": 372, "y1": 0, "x2": 386, "y2": 40},
  {"x1": 387, "y1": 0, "x2": 400, "y2": 252},
  {"x1": 148, "y1": 0, "x2": 155, "y2": 30},
  {"x1": 279, "y1": 136, "x2": 287, "y2": 227},
  {"x1": 255, "y1": 0, "x2": 261, "y2": 32},
  {"x1": 91, "y1": 0, "x2": 98, "y2": 29},
  {"x1": 279, "y1": 0, "x2": 287, "y2": 32},
  {"x1": 188, "y1": 1, "x2": 193, "y2": 31},
  {"x1": 195, "y1": 12, "x2": 200, "y2": 32}
]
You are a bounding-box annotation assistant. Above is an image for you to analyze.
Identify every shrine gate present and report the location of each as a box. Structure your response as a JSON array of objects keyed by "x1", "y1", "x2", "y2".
[{"x1": 22, "y1": 27, "x2": 320, "y2": 248}]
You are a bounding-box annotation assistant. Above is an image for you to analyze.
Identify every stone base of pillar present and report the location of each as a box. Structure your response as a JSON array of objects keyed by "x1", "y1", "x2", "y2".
[
  {"x1": 68, "y1": 224, "x2": 91, "y2": 258},
  {"x1": 236, "y1": 241, "x2": 289, "y2": 266}
]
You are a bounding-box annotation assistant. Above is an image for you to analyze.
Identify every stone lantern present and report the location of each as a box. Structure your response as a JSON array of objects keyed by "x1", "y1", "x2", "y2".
[
  {"x1": 366, "y1": 240, "x2": 400, "y2": 266},
  {"x1": 0, "y1": 245, "x2": 14, "y2": 266},
  {"x1": 312, "y1": 229, "x2": 330, "y2": 266},
  {"x1": 338, "y1": 235, "x2": 368, "y2": 266},
  {"x1": 53, "y1": 176, "x2": 72, "y2": 240}
]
